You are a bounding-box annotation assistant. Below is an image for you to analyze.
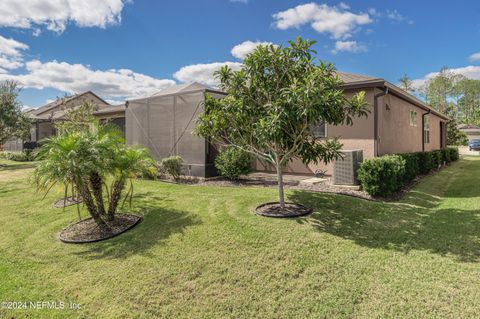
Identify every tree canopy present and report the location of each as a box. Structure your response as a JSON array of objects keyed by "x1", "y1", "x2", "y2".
[
  {"x1": 0, "y1": 81, "x2": 30, "y2": 145},
  {"x1": 195, "y1": 37, "x2": 368, "y2": 209},
  {"x1": 421, "y1": 67, "x2": 480, "y2": 125}
]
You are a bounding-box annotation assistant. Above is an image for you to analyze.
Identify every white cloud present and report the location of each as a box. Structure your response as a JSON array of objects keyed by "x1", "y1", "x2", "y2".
[
  {"x1": 231, "y1": 40, "x2": 275, "y2": 59},
  {"x1": 0, "y1": 0, "x2": 127, "y2": 33},
  {"x1": 173, "y1": 62, "x2": 243, "y2": 86},
  {"x1": 412, "y1": 65, "x2": 480, "y2": 89},
  {"x1": 0, "y1": 35, "x2": 29, "y2": 57},
  {"x1": 272, "y1": 3, "x2": 372, "y2": 39},
  {"x1": 469, "y1": 53, "x2": 480, "y2": 62},
  {"x1": 368, "y1": 8, "x2": 413, "y2": 24},
  {"x1": 0, "y1": 56, "x2": 24, "y2": 70},
  {"x1": 230, "y1": 0, "x2": 248, "y2": 3},
  {"x1": 0, "y1": 35, "x2": 29, "y2": 71},
  {"x1": 0, "y1": 60, "x2": 176, "y2": 100},
  {"x1": 332, "y1": 40, "x2": 367, "y2": 54}
]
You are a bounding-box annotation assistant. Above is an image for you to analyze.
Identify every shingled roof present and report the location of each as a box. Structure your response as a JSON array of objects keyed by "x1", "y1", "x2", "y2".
[
  {"x1": 31, "y1": 91, "x2": 109, "y2": 117},
  {"x1": 337, "y1": 71, "x2": 382, "y2": 84}
]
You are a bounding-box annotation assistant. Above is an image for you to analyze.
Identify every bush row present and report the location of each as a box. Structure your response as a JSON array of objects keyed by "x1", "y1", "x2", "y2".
[
  {"x1": 0, "y1": 149, "x2": 37, "y2": 162},
  {"x1": 357, "y1": 147, "x2": 459, "y2": 197}
]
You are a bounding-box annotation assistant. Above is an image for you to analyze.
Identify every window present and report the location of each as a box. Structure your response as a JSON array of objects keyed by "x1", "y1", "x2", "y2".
[
  {"x1": 409, "y1": 110, "x2": 417, "y2": 127},
  {"x1": 311, "y1": 121, "x2": 326, "y2": 138},
  {"x1": 424, "y1": 115, "x2": 430, "y2": 144}
]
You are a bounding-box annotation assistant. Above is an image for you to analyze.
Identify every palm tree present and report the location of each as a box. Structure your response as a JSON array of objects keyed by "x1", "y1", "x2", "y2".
[
  {"x1": 34, "y1": 125, "x2": 156, "y2": 230},
  {"x1": 107, "y1": 147, "x2": 157, "y2": 221}
]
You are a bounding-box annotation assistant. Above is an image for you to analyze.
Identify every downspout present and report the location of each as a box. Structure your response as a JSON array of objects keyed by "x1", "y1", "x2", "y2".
[
  {"x1": 373, "y1": 86, "x2": 388, "y2": 157},
  {"x1": 421, "y1": 109, "x2": 431, "y2": 152}
]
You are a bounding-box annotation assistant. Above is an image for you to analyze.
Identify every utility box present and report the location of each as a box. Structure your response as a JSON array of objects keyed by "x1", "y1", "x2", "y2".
[{"x1": 333, "y1": 150, "x2": 363, "y2": 185}]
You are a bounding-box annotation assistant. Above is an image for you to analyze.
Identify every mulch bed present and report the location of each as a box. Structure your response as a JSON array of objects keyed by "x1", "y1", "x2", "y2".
[
  {"x1": 53, "y1": 196, "x2": 82, "y2": 208},
  {"x1": 158, "y1": 165, "x2": 450, "y2": 203},
  {"x1": 59, "y1": 214, "x2": 142, "y2": 244},
  {"x1": 255, "y1": 202, "x2": 313, "y2": 218},
  {"x1": 161, "y1": 176, "x2": 374, "y2": 200}
]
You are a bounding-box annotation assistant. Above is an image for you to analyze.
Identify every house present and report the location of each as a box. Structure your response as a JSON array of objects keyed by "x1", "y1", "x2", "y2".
[
  {"x1": 457, "y1": 123, "x2": 480, "y2": 142},
  {"x1": 126, "y1": 73, "x2": 449, "y2": 178},
  {"x1": 253, "y1": 72, "x2": 450, "y2": 175},
  {"x1": 2, "y1": 91, "x2": 126, "y2": 151},
  {"x1": 4, "y1": 71, "x2": 449, "y2": 178}
]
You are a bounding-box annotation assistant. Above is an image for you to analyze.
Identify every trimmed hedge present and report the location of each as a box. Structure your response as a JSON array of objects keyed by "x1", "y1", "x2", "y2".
[
  {"x1": 358, "y1": 147, "x2": 459, "y2": 197},
  {"x1": 397, "y1": 152, "x2": 419, "y2": 183},
  {"x1": 357, "y1": 155, "x2": 405, "y2": 197}
]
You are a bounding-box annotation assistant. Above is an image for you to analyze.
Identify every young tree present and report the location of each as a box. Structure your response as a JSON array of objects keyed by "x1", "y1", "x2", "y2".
[
  {"x1": 398, "y1": 74, "x2": 415, "y2": 94},
  {"x1": 195, "y1": 37, "x2": 368, "y2": 210},
  {"x1": 54, "y1": 101, "x2": 98, "y2": 134},
  {"x1": 34, "y1": 124, "x2": 157, "y2": 229},
  {"x1": 0, "y1": 81, "x2": 31, "y2": 145},
  {"x1": 446, "y1": 120, "x2": 468, "y2": 146}
]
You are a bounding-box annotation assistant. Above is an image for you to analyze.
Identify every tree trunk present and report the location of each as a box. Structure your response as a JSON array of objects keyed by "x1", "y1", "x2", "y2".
[
  {"x1": 275, "y1": 154, "x2": 285, "y2": 210},
  {"x1": 77, "y1": 181, "x2": 108, "y2": 229},
  {"x1": 89, "y1": 172, "x2": 106, "y2": 217},
  {"x1": 107, "y1": 178, "x2": 125, "y2": 222}
]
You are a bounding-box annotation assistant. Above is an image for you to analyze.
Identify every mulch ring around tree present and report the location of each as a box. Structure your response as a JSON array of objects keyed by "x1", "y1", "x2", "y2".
[
  {"x1": 53, "y1": 196, "x2": 83, "y2": 208},
  {"x1": 255, "y1": 202, "x2": 313, "y2": 218},
  {"x1": 59, "y1": 214, "x2": 142, "y2": 244}
]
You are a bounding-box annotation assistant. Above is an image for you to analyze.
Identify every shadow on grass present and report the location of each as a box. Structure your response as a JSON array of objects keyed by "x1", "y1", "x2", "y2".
[
  {"x1": 290, "y1": 190, "x2": 480, "y2": 263},
  {"x1": 72, "y1": 191, "x2": 201, "y2": 260}
]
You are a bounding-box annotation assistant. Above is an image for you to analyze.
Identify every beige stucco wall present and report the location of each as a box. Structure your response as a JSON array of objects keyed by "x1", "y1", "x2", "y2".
[
  {"x1": 253, "y1": 88, "x2": 376, "y2": 175},
  {"x1": 252, "y1": 87, "x2": 448, "y2": 176},
  {"x1": 377, "y1": 92, "x2": 445, "y2": 154}
]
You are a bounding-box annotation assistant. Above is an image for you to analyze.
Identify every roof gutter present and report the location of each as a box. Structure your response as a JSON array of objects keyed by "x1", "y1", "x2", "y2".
[{"x1": 374, "y1": 85, "x2": 388, "y2": 157}]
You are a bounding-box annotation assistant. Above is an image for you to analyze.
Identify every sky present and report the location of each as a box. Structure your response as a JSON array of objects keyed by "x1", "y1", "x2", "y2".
[{"x1": 1, "y1": 0, "x2": 480, "y2": 108}]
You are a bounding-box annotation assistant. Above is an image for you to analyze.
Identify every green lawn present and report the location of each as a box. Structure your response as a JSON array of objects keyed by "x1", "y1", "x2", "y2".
[{"x1": 1, "y1": 157, "x2": 480, "y2": 318}]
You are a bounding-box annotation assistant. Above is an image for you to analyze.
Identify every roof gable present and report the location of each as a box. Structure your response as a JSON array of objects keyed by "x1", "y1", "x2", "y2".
[{"x1": 32, "y1": 91, "x2": 109, "y2": 116}]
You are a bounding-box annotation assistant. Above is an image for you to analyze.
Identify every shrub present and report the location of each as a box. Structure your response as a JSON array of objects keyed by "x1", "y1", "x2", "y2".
[
  {"x1": 160, "y1": 156, "x2": 183, "y2": 179},
  {"x1": 431, "y1": 150, "x2": 442, "y2": 169},
  {"x1": 441, "y1": 148, "x2": 451, "y2": 164},
  {"x1": 215, "y1": 147, "x2": 251, "y2": 180},
  {"x1": 416, "y1": 151, "x2": 432, "y2": 175},
  {"x1": 448, "y1": 147, "x2": 459, "y2": 162},
  {"x1": 357, "y1": 155, "x2": 406, "y2": 197},
  {"x1": 0, "y1": 150, "x2": 36, "y2": 162},
  {"x1": 398, "y1": 152, "x2": 419, "y2": 183}
]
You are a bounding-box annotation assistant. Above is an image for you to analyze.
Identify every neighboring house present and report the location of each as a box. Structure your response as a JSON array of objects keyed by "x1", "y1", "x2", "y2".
[
  {"x1": 253, "y1": 72, "x2": 449, "y2": 175},
  {"x1": 457, "y1": 124, "x2": 480, "y2": 142},
  {"x1": 2, "y1": 91, "x2": 125, "y2": 151}
]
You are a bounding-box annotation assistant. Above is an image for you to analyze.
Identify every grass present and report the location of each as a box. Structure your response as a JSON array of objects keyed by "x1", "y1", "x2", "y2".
[{"x1": 1, "y1": 157, "x2": 480, "y2": 318}]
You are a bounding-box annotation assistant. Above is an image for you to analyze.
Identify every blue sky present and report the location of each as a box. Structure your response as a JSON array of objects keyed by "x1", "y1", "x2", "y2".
[{"x1": 1, "y1": 0, "x2": 480, "y2": 108}]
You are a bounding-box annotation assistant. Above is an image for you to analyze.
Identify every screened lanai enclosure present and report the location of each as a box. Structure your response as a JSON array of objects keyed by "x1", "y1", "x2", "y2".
[{"x1": 126, "y1": 82, "x2": 225, "y2": 177}]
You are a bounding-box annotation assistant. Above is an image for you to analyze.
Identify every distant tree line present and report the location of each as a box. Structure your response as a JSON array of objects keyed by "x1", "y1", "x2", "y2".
[
  {"x1": 399, "y1": 68, "x2": 480, "y2": 145},
  {"x1": 399, "y1": 68, "x2": 480, "y2": 125}
]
